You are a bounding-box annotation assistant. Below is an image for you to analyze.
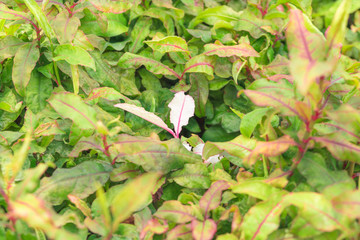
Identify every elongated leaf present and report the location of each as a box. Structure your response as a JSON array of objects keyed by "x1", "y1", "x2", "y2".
[
  {"x1": 129, "y1": 17, "x2": 152, "y2": 53},
  {"x1": 167, "y1": 224, "x2": 192, "y2": 240},
  {"x1": 203, "y1": 43, "x2": 259, "y2": 58},
  {"x1": 53, "y1": 44, "x2": 95, "y2": 70},
  {"x1": 203, "y1": 135, "x2": 256, "y2": 160},
  {"x1": 145, "y1": 36, "x2": 189, "y2": 54},
  {"x1": 313, "y1": 136, "x2": 360, "y2": 163},
  {"x1": 199, "y1": 180, "x2": 230, "y2": 217},
  {"x1": 168, "y1": 91, "x2": 195, "y2": 137},
  {"x1": 170, "y1": 163, "x2": 211, "y2": 189},
  {"x1": 112, "y1": 135, "x2": 201, "y2": 173},
  {"x1": 89, "y1": 0, "x2": 141, "y2": 13},
  {"x1": 286, "y1": 9, "x2": 333, "y2": 95},
  {"x1": 189, "y1": 6, "x2": 239, "y2": 28},
  {"x1": 0, "y1": 36, "x2": 24, "y2": 62},
  {"x1": 68, "y1": 194, "x2": 92, "y2": 218},
  {"x1": 118, "y1": 53, "x2": 181, "y2": 78},
  {"x1": 36, "y1": 161, "x2": 112, "y2": 205},
  {"x1": 12, "y1": 42, "x2": 40, "y2": 96},
  {"x1": 0, "y1": 3, "x2": 28, "y2": 20},
  {"x1": 191, "y1": 219, "x2": 217, "y2": 240},
  {"x1": 232, "y1": 180, "x2": 284, "y2": 201},
  {"x1": 155, "y1": 200, "x2": 195, "y2": 224},
  {"x1": 23, "y1": 0, "x2": 55, "y2": 39},
  {"x1": 86, "y1": 87, "x2": 128, "y2": 104},
  {"x1": 241, "y1": 196, "x2": 285, "y2": 240},
  {"x1": 326, "y1": 0, "x2": 351, "y2": 47},
  {"x1": 114, "y1": 103, "x2": 175, "y2": 137},
  {"x1": 189, "y1": 74, "x2": 209, "y2": 118},
  {"x1": 245, "y1": 135, "x2": 297, "y2": 166},
  {"x1": 111, "y1": 172, "x2": 160, "y2": 227},
  {"x1": 25, "y1": 70, "x2": 52, "y2": 114},
  {"x1": 48, "y1": 92, "x2": 97, "y2": 130},
  {"x1": 244, "y1": 90, "x2": 311, "y2": 122}
]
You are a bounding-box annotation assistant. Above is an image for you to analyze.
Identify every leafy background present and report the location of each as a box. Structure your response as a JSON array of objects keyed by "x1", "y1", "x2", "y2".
[{"x1": 1, "y1": 0, "x2": 360, "y2": 239}]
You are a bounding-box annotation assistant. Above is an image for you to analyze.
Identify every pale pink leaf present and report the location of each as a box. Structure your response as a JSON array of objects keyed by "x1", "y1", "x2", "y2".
[
  {"x1": 168, "y1": 92, "x2": 195, "y2": 138},
  {"x1": 114, "y1": 103, "x2": 176, "y2": 137}
]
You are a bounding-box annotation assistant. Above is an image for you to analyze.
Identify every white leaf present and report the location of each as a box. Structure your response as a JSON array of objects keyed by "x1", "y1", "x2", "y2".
[
  {"x1": 204, "y1": 155, "x2": 223, "y2": 164},
  {"x1": 114, "y1": 103, "x2": 176, "y2": 137},
  {"x1": 182, "y1": 141, "x2": 192, "y2": 151},
  {"x1": 168, "y1": 91, "x2": 195, "y2": 138},
  {"x1": 193, "y1": 143, "x2": 204, "y2": 156}
]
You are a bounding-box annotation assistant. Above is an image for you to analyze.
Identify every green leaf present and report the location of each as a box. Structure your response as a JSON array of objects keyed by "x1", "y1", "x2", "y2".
[
  {"x1": 53, "y1": 44, "x2": 95, "y2": 70},
  {"x1": 189, "y1": 74, "x2": 209, "y2": 118},
  {"x1": 111, "y1": 172, "x2": 161, "y2": 227},
  {"x1": 332, "y1": 190, "x2": 360, "y2": 219},
  {"x1": 286, "y1": 9, "x2": 333, "y2": 95},
  {"x1": 232, "y1": 180, "x2": 284, "y2": 201},
  {"x1": 113, "y1": 135, "x2": 202, "y2": 173},
  {"x1": 326, "y1": 0, "x2": 351, "y2": 47},
  {"x1": 203, "y1": 43, "x2": 259, "y2": 58},
  {"x1": 0, "y1": 36, "x2": 24, "y2": 62},
  {"x1": 313, "y1": 136, "x2": 360, "y2": 163},
  {"x1": 118, "y1": 53, "x2": 181, "y2": 78},
  {"x1": 48, "y1": 92, "x2": 97, "y2": 130},
  {"x1": 170, "y1": 163, "x2": 211, "y2": 189},
  {"x1": 240, "y1": 108, "x2": 269, "y2": 138},
  {"x1": 36, "y1": 161, "x2": 112, "y2": 205},
  {"x1": 145, "y1": 36, "x2": 189, "y2": 54},
  {"x1": 189, "y1": 6, "x2": 239, "y2": 28},
  {"x1": 110, "y1": 163, "x2": 140, "y2": 182},
  {"x1": 298, "y1": 152, "x2": 354, "y2": 192},
  {"x1": 155, "y1": 200, "x2": 196, "y2": 223},
  {"x1": 203, "y1": 135, "x2": 256, "y2": 160},
  {"x1": 12, "y1": 42, "x2": 40, "y2": 96},
  {"x1": 129, "y1": 17, "x2": 152, "y2": 53},
  {"x1": 52, "y1": 11, "x2": 80, "y2": 44},
  {"x1": 199, "y1": 180, "x2": 230, "y2": 217},
  {"x1": 23, "y1": 0, "x2": 55, "y2": 39},
  {"x1": 25, "y1": 70, "x2": 52, "y2": 114},
  {"x1": 0, "y1": 88, "x2": 22, "y2": 113},
  {"x1": 183, "y1": 55, "x2": 215, "y2": 79},
  {"x1": 89, "y1": 0, "x2": 141, "y2": 13},
  {"x1": 245, "y1": 135, "x2": 297, "y2": 166}
]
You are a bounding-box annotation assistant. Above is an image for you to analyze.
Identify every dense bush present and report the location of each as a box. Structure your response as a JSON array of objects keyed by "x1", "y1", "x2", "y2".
[{"x1": 1, "y1": 0, "x2": 360, "y2": 239}]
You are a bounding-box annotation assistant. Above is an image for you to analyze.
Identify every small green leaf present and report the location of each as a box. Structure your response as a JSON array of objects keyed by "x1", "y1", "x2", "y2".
[
  {"x1": 170, "y1": 163, "x2": 211, "y2": 189},
  {"x1": 155, "y1": 200, "x2": 195, "y2": 223},
  {"x1": 240, "y1": 108, "x2": 269, "y2": 138},
  {"x1": 53, "y1": 44, "x2": 95, "y2": 70},
  {"x1": 145, "y1": 36, "x2": 189, "y2": 54}
]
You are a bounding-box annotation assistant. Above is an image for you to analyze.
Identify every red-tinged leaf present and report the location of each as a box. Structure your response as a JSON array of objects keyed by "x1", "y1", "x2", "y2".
[
  {"x1": 140, "y1": 218, "x2": 169, "y2": 238},
  {"x1": 167, "y1": 224, "x2": 192, "y2": 240},
  {"x1": 332, "y1": 190, "x2": 360, "y2": 219},
  {"x1": 326, "y1": 0, "x2": 351, "y2": 47},
  {"x1": 245, "y1": 135, "x2": 297, "y2": 166},
  {"x1": 219, "y1": 205, "x2": 242, "y2": 233},
  {"x1": 145, "y1": 36, "x2": 189, "y2": 54},
  {"x1": 168, "y1": 91, "x2": 195, "y2": 138},
  {"x1": 86, "y1": 87, "x2": 129, "y2": 105},
  {"x1": 68, "y1": 194, "x2": 92, "y2": 218},
  {"x1": 327, "y1": 104, "x2": 360, "y2": 136},
  {"x1": 244, "y1": 90, "x2": 311, "y2": 122},
  {"x1": 114, "y1": 103, "x2": 176, "y2": 137},
  {"x1": 155, "y1": 200, "x2": 195, "y2": 224},
  {"x1": 203, "y1": 135, "x2": 256, "y2": 160},
  {"x1": 199, "y1": 180, "x2": 230, "y2": 217},
  {"x1": 12, "y1": 42, "x2": 40, "y2": 96},
  {"x1": 286, "y1": 9, "x2": 335, "y2": 95},
  {"x1": 0, "y1": 36, "x2": 25, "y2": 62},
  {"x1": 241, "y1": 197, "x2": 285, "y2": 240},
  {"x1": 312, "y1": 136, "x2": 360, "y2": 163},
  {"x1": 48, "y1": 92, "x2": 97, "y2": 130},
  {"x1": 0, "y1": 3, "x2": 28, "y2": 20},
  {"x1": 191, "y1": 219, "x2": 217, "y2": 240},
  {"x1": 181, "y1": 55, "x2": 215, "y2": 79},
  {"x1": 89, "y1": 0, "x2": 141, "y2": 13},
  {"x1": 118, "y1": 53, "x2": 181, "y2": 78},
  {"x1": 203, "y1": 43, "x2": 259, "y2": 58},
  {"x1": 232, "y1": 180, "x2": 284, "y2": 201}
]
